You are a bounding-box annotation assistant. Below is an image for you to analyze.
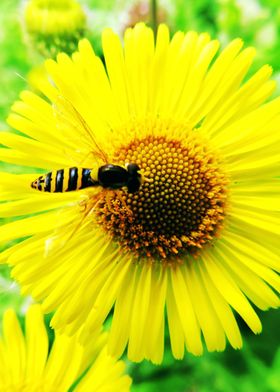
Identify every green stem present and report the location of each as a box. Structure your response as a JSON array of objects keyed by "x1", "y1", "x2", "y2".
[{"x1": 150, "y1": 0, "x2": 158, "y2": 35}]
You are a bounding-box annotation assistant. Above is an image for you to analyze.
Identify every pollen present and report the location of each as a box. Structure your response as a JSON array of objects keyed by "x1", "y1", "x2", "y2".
[{"x1": 96, "y1": 123, "x2": 228, "y2": 262}]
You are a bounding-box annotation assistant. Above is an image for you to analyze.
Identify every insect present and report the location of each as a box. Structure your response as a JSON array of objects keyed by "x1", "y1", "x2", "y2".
[
  {"x1": 31, "y1": 163, "x2": 142, "y2": 193},
  {"x1": 30, "y1": 96, "x2": 145, "y2": 256},
  {"x1": 31, "y1": 94, "x2": 143, "y2": 195}
]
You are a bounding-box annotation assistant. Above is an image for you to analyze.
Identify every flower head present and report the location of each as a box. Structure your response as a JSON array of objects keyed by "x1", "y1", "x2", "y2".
[
  {"x1": 0, "y1": 304, "x2": 131, "y2": 391},
  {"x1": 23, "y1": 0, "x2": 87, "y2": 57},
  {"x1": 0, "y1": 23, "x2": 280, "y2": 364}
]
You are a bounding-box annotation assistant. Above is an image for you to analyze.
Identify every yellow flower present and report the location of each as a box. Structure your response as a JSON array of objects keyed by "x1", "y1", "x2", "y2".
[
  {"x1": 0, "y1": 304, "x2": 131, "y2": 391},
  {"x1": 27, "y1": 64, "x2": 50, "y2": 93},
  {"x1": 0, "y1": 23, "x2": 280, "y2": 364},
  {"x1": 23, "y1": 0, "x2": 87, "y2": 57}
]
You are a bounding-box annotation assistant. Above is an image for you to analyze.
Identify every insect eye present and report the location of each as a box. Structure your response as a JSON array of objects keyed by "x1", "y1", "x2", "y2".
[{"x1": 127, "y1": 163, "x2": 140, "y2": 175}]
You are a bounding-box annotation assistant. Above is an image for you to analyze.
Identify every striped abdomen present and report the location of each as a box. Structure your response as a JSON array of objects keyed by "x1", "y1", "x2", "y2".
[{"x1": 31, "y1": 167, "x2": 98, "y2": 192}]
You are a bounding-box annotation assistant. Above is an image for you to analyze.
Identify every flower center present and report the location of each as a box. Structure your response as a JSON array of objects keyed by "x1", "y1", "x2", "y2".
[{"x1": 96, "y1": 122, "x2": 228, "y2": 262}]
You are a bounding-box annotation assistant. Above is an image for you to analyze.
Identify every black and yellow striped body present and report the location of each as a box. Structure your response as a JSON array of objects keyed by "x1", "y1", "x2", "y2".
[
  {"x1": 31, "y1": 167, "x2": 99, "y2": 192},
  {"x1": 31, "y1": 163, "x2": 142, "y2": 193}
]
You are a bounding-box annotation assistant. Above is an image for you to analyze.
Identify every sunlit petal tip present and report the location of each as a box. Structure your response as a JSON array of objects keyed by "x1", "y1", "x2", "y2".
[
  {"x1": 231, "y1": 37, "x2": 244, "y2": 46},
  {"x1": 44, "y1": 58, "x2": 58, "y2": 73},
  {"x1": 3, "y1": 308, "x2": 16, "y2": 326},
  {"x1": 78, "y1": 37, "x2": 92, "y2": 52},
  {"x1": 102, "y1": 27, "x2": 115, "y2": 41},
  {"x1": 260, "y1": 63, "x2": 273, "y2": 76},
  {"x1": 56, "y1": 52, "x2": 70, "y2": 63},
  {"x1": 156, "y1": 22, "x2": 170, "y2": 37}
]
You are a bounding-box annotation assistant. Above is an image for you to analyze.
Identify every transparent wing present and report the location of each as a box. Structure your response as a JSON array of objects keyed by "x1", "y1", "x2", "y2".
[
  {"x1": 40, "y1": 95, "x2": 110, "y2": 255},
  {"x1": 44, "y1": 189, "x2": 103, "y2": 258},
  {"x1": 52, "y1": 95, "x2": 109, "y2": 167}
]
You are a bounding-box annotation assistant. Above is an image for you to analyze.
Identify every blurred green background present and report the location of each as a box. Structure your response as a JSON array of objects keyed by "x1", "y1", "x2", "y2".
[{"x1": 0, "y1": 0, "x2": 279, "y2": 391}]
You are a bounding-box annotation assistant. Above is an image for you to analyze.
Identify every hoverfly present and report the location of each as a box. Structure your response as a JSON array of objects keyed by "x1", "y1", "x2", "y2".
[
  {"x1": 30, "y1": 96, "x2": 143, "y2": 254},
  {"x1": 31, "y1": 96, "x2": 142, "y2": 194},
  {"x1": 31, "y1": 163, "x2": 141, "y2": 194}
]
